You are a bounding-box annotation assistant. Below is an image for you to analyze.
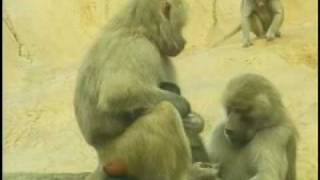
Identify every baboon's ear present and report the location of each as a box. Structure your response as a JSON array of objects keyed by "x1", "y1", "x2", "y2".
[{"x1": 161, "y1": 0, "x2": 171, "y2": 20}]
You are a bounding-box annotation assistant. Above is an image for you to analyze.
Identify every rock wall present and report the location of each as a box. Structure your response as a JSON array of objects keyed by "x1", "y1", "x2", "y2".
[{"x1": 3, "y1": 0, "x2": 318, "y2": 179}]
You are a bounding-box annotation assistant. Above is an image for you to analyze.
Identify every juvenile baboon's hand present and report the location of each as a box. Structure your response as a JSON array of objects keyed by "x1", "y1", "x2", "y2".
[{"x1": 189, "y1": 162, "x2": 220, "y2": 180}]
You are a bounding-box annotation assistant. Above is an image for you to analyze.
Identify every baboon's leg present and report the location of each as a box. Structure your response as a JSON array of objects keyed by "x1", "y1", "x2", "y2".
[
  {"x1": 240, "y1": 0, "x2": 255, "y2": 47},
  {"x1": 250, "y1": 15, "x2": 265, "y2": 38},
  {"x1": 266, "y1": 0, "x2": 284, "y2": 40},
  {"x1": 241, "y1": 16, "x2": 253, "y2": 47}
]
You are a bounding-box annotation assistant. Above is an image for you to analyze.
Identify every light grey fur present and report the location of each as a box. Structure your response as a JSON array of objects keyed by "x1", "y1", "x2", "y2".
[
  {"x1": 74, "y1": 0, "x2": 192, "y2": 179},
  {"x1": 208, "y1": 73, "x2": 297, "y2": 180}
]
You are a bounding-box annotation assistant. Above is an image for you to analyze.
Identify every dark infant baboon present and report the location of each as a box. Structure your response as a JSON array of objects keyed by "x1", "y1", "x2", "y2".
[
  {"x1": 212, "y1": 0, "x2": 284, "y2": 47},
  {"x1": 74, "y1": 0, "x2": 193, "y2": 179},
  {"x1": 184, "y1": 113, "x2": 210, "y2": 163},
  {"x1": 160, "y1": 82, "x2": 210, "y2": 162},
  {"x1": 208, "y1": 73, "x2": 297, "y2": 180}
]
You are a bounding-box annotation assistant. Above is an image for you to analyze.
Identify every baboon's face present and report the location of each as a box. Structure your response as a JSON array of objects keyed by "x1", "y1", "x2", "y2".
[
  {"x1": 158, "y1": 0, "x2": 187, "y2": 56},
  {"x1": 223, "y1": 94, "x2": 272, "y2": 146}
]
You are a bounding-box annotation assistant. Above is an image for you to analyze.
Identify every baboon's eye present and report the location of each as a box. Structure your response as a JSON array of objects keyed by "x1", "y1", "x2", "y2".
[{"x1": 163, "y1": 2, "x2": 171, "y2": 19}]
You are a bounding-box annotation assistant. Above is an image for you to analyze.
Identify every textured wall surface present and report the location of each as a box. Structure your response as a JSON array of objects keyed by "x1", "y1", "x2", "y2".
[{"x1": 3, "y1": 0, "x2": 318, "y2": 179}]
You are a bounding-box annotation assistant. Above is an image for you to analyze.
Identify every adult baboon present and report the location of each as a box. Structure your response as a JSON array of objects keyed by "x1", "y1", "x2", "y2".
[
  {"x1": 74, "y1": 0, "x2": 191, "y2": 179},
  {"x1": 160, "y1": 82, "x2": 210, "y2": 163},
  {"x1": 212, "y1": 0, "x2": 284, "y2": 47},
  {"x1": 208, "y1": 73, "x2": 297, "y2": 180}
]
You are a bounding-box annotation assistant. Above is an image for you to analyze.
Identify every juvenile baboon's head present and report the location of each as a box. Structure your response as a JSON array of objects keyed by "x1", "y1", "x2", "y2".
[
  {"x1": 111, "y1": 0, "x2": 188, "y2": 57},
  {"x1": 222, "y1": 74, "x2": 284, "y2": 146}
]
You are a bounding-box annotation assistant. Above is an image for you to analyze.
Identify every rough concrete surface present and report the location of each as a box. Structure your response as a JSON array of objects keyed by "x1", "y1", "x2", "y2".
[{"x1": 3, "y1": 0, "x2": 318, "y2": 179}]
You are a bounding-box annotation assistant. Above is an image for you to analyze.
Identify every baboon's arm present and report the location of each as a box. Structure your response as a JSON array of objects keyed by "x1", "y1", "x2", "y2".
[
  {"x1": 241, "y1": 0, "x2": 254, "y2": 47},
  {"x1": 149, "y1": 88, "x2": 191, "y2": 118},
  {"x1": 249, "y1": 128, "x2": 290, "y2": 180},
  {"x1": 85, "y1": 87, "x2": 190, "y2": 145}
]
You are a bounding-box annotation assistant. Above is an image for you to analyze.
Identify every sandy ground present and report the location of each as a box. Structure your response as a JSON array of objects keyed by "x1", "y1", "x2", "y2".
[{"x1": 3, "y1": 0, "x2": 318, "y2": 179}]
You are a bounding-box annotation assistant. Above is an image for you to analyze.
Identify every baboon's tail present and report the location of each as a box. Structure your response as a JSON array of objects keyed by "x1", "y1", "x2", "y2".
[{"x1": 212, "y1": 25, "x2": 241, "y2": 47}]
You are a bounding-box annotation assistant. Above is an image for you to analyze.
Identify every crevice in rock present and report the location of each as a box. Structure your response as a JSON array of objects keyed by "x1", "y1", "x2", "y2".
[{"x1": 3, "y1": 10, "x2": 33, "y2": 63}]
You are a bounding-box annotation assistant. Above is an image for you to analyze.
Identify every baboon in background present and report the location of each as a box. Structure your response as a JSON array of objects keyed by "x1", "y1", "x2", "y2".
[
  {"x1": 74, "y1": 0, "x2": 193, "y2": 179},
  {"x1": 212, "y1": 0, "x2": 284, "y2": 47},
  {"x1": 208, "y1": 73, "x2": 297, "y2": 180},
  {"x1": 160, "y1": 82, "x2": 210, "y2": 163}
]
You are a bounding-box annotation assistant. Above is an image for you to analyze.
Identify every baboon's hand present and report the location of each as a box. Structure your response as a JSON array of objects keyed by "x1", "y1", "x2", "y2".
[
  {"x1": 266, "y1": 32, "x2": 275, "y2": 41},
  {"x1": 189, "y1": 162, "x2": 220, "y2": 180}
]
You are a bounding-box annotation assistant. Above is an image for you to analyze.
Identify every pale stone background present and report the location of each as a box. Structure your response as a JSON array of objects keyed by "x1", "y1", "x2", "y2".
[{"x1": 3, "y1": 0, "x2": 318, "y2": 179}]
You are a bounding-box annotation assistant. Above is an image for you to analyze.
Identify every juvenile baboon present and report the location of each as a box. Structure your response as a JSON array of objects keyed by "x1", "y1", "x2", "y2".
[
  {"x1": 212, "y1": 0, "x2": 284, "y2": 47},
  {"x1": 160, "y1": 82, "x2": 210, "y2": 162},
  {"x1": 208, "y1": 73, "x2": 297, "y2": 180},
  {"x1": 74, "y1": 0, "x2": 191, "y2": 179}
]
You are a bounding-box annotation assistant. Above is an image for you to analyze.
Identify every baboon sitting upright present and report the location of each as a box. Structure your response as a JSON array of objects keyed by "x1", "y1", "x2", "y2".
[
  {"x1": 74, "y1": 0, "x2": 195, "y2": 179},
  {"x1": 212, "y1": 0, "x2": 284, "y2": 47}
]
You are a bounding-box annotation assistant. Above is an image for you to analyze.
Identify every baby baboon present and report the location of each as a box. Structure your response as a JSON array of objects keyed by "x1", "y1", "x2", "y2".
[
  {"x1": 208, "y1": 73, "x2": 297, "y2": 180},
  {"x1": 184, "y1": 113, "x2": 210, "y2": 163},
  {"x1": 212, "y1": 0, "x2": 284, "y2": 47},
  {"x1": 74, "y1": 0, "x2": 191, "y2": 179},
  {"x1": 160, "y1": 82, "x2": 210, "y2": 162}
]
